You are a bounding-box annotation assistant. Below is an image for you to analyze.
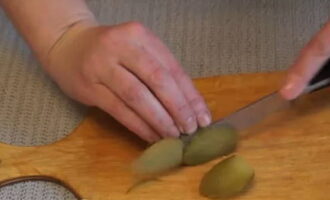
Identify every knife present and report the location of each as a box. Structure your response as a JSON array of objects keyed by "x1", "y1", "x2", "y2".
[{"x1": 213, "y1": 59, "x2": 330, "y2": 132}]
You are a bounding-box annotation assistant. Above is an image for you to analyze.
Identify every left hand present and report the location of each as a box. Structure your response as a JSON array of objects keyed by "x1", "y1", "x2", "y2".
[{"x1": 43, "y1": 21, "x2": 211, "y2": 143}]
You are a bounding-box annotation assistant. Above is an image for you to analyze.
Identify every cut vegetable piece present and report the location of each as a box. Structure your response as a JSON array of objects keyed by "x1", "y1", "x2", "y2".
[
  {"x1": 183, "y1": 124, "x2": 237, "y2": 165},
  {"x1": 132, "y1": 138, "x2": 183, "y2": 176},
  {"x1": 200, "y1": 155, "x2": 254, "y2": 199}
]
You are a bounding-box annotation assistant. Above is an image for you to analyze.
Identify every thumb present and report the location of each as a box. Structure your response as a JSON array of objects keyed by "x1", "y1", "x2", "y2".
[{"x1": 280, "y1": 22, "x2": 330, "y2": 100}]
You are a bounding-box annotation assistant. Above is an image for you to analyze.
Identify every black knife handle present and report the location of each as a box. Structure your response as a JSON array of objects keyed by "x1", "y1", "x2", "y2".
[{"x1": 305, "y1": 59, "x2": 330, "y2": 93}]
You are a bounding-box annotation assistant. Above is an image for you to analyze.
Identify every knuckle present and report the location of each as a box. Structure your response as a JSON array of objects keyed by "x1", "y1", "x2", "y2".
[
  {"x1": 170, "y1": 65, "x2": 185, "y2": 77},
  {"x1": 122, "y1": 83, "x2": 145, "y2": 103},
  {"x1": 177, "y1": 102, "x2": 191, "y2": 114},
  {"x1": 104, "y1": 99, "x2": 122, "y2": 115},
  {"x1": 125, "y1": 21, "x2": 146, "y2": 35},
  {"x1": 148, "y1": 66, "x2": 170, "y2": 89},
  {"x1": 188, "y1": 96, "x2": 206, "y2": 110},
  {"x1": 98, "y1": 28, "x2": 114, "y2": 43},
  {"x1": 98, "y1": 22, "x2": 147, "y2": 44},
  {"x1": 98, "y1": 27, "x2": 121, "y2": 46}
]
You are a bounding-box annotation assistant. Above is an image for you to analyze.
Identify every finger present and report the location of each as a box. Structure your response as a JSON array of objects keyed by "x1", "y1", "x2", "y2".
[
  {"x1": 92, "y1": 84, "x2": 161, "y2": 143},
  {"x1": 121, "y1": 46, "x2": 198, "y2": 134},
  {"x1": 280, "y1": 22, "x2": 330, "y2": 100},
  {"x1": 141, "y1": 29, "x2": 211, "y2": 127},
  {"x1": 100, "y1": 64, "x2": 180, "y2": 138},
  {"x1": 173, "y1": 72, "x2": 212, "y2": 127}
]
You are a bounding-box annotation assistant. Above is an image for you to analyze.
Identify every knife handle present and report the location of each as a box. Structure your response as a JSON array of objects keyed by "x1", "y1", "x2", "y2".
[{"x1": 305, "y1": 59, "x2": 330, "y2": 93}]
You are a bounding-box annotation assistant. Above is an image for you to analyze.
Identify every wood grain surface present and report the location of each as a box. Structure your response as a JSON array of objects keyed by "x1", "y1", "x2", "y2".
[{"x1": 1, "y1": 71, "x2": 330, "y2": 200}]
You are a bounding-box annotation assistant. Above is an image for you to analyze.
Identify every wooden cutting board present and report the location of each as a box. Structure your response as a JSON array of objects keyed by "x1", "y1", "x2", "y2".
[{"x1": 1, "y1": 71, "x2": 330, "y2": 200}]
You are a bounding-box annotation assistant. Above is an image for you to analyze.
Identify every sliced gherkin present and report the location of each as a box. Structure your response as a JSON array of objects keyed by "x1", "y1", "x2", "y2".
[
  {"x1": 183, "y1": 124, "x2": 238, "y2": 165},
  {"x1": 200, "y1": 155, "x2": 254, "y2": 198},
  {"x1": 132, "y1": 138, "x2": 183, "y2": 176}
]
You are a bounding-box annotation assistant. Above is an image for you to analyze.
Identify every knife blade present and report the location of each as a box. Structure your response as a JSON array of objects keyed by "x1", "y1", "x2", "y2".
[
  {"x1": 213, "y1": 92, "x2": 289, "y2": 131},
  {"x1": 213, "y1": 58, "x2": 330, "y2": 132}
]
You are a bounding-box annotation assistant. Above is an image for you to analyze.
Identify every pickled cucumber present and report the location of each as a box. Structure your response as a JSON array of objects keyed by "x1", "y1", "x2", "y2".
[
  {"x1": 183, "y1": 124, "x2": 238, "y2": 165},
  {"x1": 132, "y1": 138, "x2": 184, "y2": 176},
  {"x1": 200, "y1": 155, "x2": 254, "y2": 198}
]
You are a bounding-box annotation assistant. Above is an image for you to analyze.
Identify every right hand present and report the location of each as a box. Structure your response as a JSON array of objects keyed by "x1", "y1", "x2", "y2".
[
  {"x1": 44, "y1": 21, "x2": 211, "y2": 143},
  {"x1": 280, "y1": 22, "x2": 330, "y2": 100}
]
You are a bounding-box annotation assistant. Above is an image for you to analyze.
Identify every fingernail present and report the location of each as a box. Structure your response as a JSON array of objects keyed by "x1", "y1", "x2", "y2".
[
  {"x1": 178, "y1": 125, "x2": 185, "y2": 133},
  {"x1": 282, "y1": 76, "x2": 296, "y2": 93},
  {"x1": 198, "y1": 112, "x2": 211, "y2": 127},
  {"x1": 280, "y1": 74, "x2": 304, "y2": 99},
  {"x1": 168, "y1": 125, "x2": 180, "y2": 137},
  {"x1": 184, "y1": 116, "x2": 197, "y2": 134}
]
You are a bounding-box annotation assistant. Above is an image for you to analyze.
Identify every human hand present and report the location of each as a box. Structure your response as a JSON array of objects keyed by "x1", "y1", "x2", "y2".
[
  {"x1": 280, "y1": 22, "x2": 330, "y2": 100},
  {"x1": 44, "y1": 21, "x2": 211, "y2": 143}
]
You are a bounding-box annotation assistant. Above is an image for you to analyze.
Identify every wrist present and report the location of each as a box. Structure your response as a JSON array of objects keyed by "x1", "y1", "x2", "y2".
[{"x1": 39, "y1": 16, "x2": 99, "y2": 68}]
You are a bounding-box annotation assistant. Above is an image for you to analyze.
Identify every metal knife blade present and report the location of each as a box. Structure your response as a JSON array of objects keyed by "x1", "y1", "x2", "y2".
[
  {"x1": 211, "y1": 58, "x2": 330, "y2": 133},
  {"x1": 213, "y1": 92, "x2": 290, "y2": 131}
]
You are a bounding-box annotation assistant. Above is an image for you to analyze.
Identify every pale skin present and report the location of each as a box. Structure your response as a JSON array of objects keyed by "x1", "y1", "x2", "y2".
[
  {"x1": 0, "y1": 0, "x2": 327, "y2": 142},
  {"x1": 280, "y1": 22, "x2": 330, "y2": 99},
  {"x1": 0, "y1": 0, "x2": 212, "y2": 143}
]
